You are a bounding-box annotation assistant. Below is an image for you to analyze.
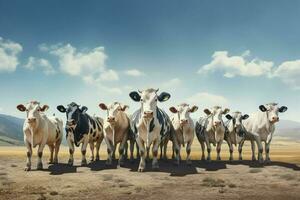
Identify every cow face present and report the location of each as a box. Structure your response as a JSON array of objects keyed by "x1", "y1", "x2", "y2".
[
  {"x1": 259, "y1": 103, "x2": 288, "y2": 123},
  {"x1": 204, "y1": 106, "x2": 230, "y2": 128},
  {"x1": 99, "y1": 102, "x2": 129, "y2": 124},
  {"x1": 57, "y1": 102, "x2": 88, "y2": 127},
  {"x1": 169, "y1": 103, "x2": 198, "y2": 126},
  {"x1": 17, "y1": 101, "x2": 49, "y2": 127},
  {"x1": 129, "y1": 88, "x2": 171, "y2": 120},
  {"x1": 226, "y1": 112, "x2": 249, "y2": 133}
]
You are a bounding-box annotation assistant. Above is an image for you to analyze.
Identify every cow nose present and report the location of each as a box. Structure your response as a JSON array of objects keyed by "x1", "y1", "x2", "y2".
[
  {"x1": 107, "y1": 117, "x2": 115, "y2": 122},
  {"x1": 180, "y1": 119, "x2": 188, "y2": 124},
  {"x1": 144, "y1": 111, "x2": 153, "y2": 117},
  {"x1": 27, "y1": 117, "x2": 36, "y2": 123},
  {"x1": 67, "y1": 119, "x2": 75, "y2": 126},
  {"x1": 214, "y1": 121, "x2": 221, "y2": 126},
  {"x1": 272, "y1": 116, "x2": 279, "y2": 121}
]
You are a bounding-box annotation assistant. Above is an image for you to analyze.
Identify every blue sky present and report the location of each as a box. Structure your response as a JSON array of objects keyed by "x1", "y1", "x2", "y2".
[{"x1": 0, "y1": 0, "x2": 299, "y2": 122}]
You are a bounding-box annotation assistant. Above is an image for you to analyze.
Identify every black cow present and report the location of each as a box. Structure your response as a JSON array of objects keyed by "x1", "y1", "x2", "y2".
[{"x1": 57, "y1": 102, "x2": 104, "y2": 166}]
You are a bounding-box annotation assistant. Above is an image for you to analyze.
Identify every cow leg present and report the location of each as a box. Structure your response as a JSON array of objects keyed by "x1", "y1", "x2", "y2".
[
  {"x1": 238, "y1": 139, "x2": 245, "y2": 161},
  {"x1": 89, "y1": 142, "x2": 95, "y2": 162},
  {"x1": 136, "y1": 143, "x2": 140, "y2": 158},
  {"x1": 24, "y1": 141, "x2": 32, "y2": 171},
  {"x1": 124, "y1": 142, "x2": 128, "y2": 160},
  {"x1": 112, "y1": 148, "x2": 116, "y2": 160},
  {"x1": 200, "y1": 141, "x2": 205, "y2": 161},
  {"x1": 136, "y1": 137, "x2": 146, "y2": 172},
  {"x1": 118, "y1": 133, "x2": 128, "y2": 167},
  {"x1": 152, "y1": 139, "x2": 159, "y2": 170},
  {"x1": 254, "y1": 136, "x2": 264, "y2": 164},
  {"x1": 129, "y1": 139, "x2": 135, "y2": 163},
  {"x1": 265, "y1": 142, "x2": 271, "y2": 163},
  {"x1": 159, "y1": 142, "x2": 163, "y2": 160},
  {"x1": 163, "y1": 140, "x2": 168, "y2": 160},
  {"x1": 81, "y1": 137, "x2": 88, "y2": 166},
  {"x1": 104, "y1": 137, "x2": 113, "y2": 165},
  {"x1": 216, "y1": 141, "x2": 222, "y2": 161},
  {"x1": 251, "y1": 140, "x2": 256, "y2": 161},
  {"x1": 95, "y1": 135, "x2": 103, "y2": 161},
  {"x1": 37, "y1": 144, "x2": 46, "y2": 170},
  {"x1": 186, "y1": 141, "x2": 192, "y2": 165},
  {"x1": 146, "y1": 146, "x2": 150, "y2": 162},
  {"x1": 48, "y1": 144, "x2": 54, "y2": 164},
  {"x1": 205, "y1": 139, "x2": 211, "y2": 161},
  {"x1": 226, "y1": 140, "x2": 233, "y2": 161},
  {"x1": 67, "y1": 140, "x2": 75, "y2": 166},
  {"x1": 53, "y1": 138, "x2": 61, "y2": 164}
]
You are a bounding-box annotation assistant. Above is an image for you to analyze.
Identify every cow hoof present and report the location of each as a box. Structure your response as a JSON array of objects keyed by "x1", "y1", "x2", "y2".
[
  {"x1": 118, "y1": 160, "x2": 125, "y2": 167},
  {"x1": 229, "y1": 157, "x2": 233, "y2": 162},
  {"x1": 201, "y1": 156, "x2": 205, "y2": 161},
  {"x1": 216, "y1": 157, "x2": 221, "y2": 161},
  {"x1": 138, "y1": 167, "x2": 144, "y2": 172},
  {"x1": 95, "y1": 156, "x2": 100, "y2": 161},
  {"x1": 48, "y1": 160, "x2": 54, "y2": 164},
  {"x1": 89, "y1": 158, "x2": 94, "y2": 162},
  {"x1": 258, "y1": 158, "x2": 264, "y2": 164},
  {"x1": 252, "y1": 157, "x2": 257, "y2": 161},
  {"x1": 37, "y1": 163, "x2": 43, "y2": 170},
  {"x1": 24, "y1": 166, "x2": 31, "y2": 171},
  {"x1": 81, "y1": 159, "x2": 87, "y2": 166},
  {"x1": 239, "y1": 157, "x2": 243, "y2": 161},
  {"x1": 68, "y1": 159, "x2": 73, "y2": 166},
  {"x1": 265, "y1": 158, "x2": 271, "y2": 164},
  {"x1": 186, "y1": 160, "x2": 192, "y2": 166},
  {"x1": 207, "y1": 158, "x2": 211, "y2": 162}
]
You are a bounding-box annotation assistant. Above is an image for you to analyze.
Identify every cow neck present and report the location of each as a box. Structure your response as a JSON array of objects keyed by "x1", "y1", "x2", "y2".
[{"x1": 262, "y1": 111, "x2": 274, "y2": 132}]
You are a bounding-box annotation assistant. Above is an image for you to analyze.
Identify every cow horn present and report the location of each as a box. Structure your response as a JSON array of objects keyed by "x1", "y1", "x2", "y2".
[
  {"x1": 138, "y1": 89, "x2": 142, "y2": 93},
  {"x1": 155, "y1": 88, "x2": 159, "y2": 93}
]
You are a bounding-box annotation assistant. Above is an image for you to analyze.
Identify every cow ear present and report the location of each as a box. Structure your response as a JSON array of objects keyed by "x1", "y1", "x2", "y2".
[
  {"x1": 169, "y1": 107, "x2": 178, "y2": 113},
  {"x1": 225, "y1": 114, "x2": 232, "y2": 120},
  {"x1": 259, "y1": 105, "x2": 267, "y2": 112},
  {"x1": 99, "y1": 103, "x2": 108, "y2": 110},
  {"x1": 57, "y1": 105, "x2": 66, "y2": 113},
  {"x1": 40, "y1": 105, "x2": 49, "y2": 112},
  {"x1": 158, "y1": 92, "x2": 171, "y2": 102},
  {"x1": 242, "y1": 114, "x2": 249, "y2": 120},
  {"x1": 17, "y1": 104, "x2": 26, "y2": 112},
  {"x1": 222, "y1": 108, "x2": 230, "y2": 114},
  {"x1": 129, "y1": 91, "x2": 141, "y2": 102},
  {"x1": 189, "y1": 106, "x2": 198, "y2": 113},
  {"x1": 81, "y1": 106, "x2": 88, "y2": 114},
  {"x1": 121, "y1": 105, "x2": 129, "y2": 111},
  {"x1": 204, "y1": 109, "x2": 211, "y2": 115},
  {"x1": 279, "y1": 106, "x2": 288, "y2": 113}
]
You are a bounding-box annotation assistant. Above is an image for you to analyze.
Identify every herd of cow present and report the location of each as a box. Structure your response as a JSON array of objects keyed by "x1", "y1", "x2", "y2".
[{"x1": 16, "y1": 88, "x2": 288, "y2": 172}]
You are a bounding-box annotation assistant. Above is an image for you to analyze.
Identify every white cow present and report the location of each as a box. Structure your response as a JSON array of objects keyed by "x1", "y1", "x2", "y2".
[
  {"x1": 129, "y1": 88, "x2": 174, "y2": 172},
  {"x1": 224, "y1": 111, "x2": 249, "y2": 161},
  {"x1": 196, "y1": 106, "x2": 230, "y2": 161},
  {"x1": 239, "y1": 103, "x2": 287, "y2": 163},
  {"x1": 99, "y1": 102, "x2": 132, "y2": 166},
  {"x1": 17, "y1": 101, "x2": 63, "y2": 171},
  {"x1": 169, "y1": 103, "x2": 198, "y2": 165}
]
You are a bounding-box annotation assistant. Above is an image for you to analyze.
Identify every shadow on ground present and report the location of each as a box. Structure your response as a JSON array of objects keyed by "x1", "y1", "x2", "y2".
[{"x1": 45, "y1": 159, "x2": 300, "y2": 176}]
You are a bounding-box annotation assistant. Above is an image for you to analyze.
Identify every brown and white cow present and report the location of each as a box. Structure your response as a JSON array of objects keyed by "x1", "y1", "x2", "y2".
[
  {"x1": 196, "y1": 106, "x2": 230, "y2": 161},
  {"x1": 239, "y1": 103, "x2": 287, "y2": 163},
  {"x1": 99, "y1": 102, "x2": 133, "y2": 166},
  {"x1": 169, "y1": 103, "x2": 198, "y2": 165},
  {"x1": 17, "y1": 101, "x2": 63, "y2": 171}
]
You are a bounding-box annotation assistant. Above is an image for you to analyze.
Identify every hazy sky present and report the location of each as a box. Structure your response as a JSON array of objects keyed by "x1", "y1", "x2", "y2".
[{"x1": 0, "y1": 0, "x2": 299, "y2": 122}]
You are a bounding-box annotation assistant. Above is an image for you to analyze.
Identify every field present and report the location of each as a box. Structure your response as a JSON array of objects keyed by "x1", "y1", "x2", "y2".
[{"x1": 0, "y1": 137, "x2": 299, "y2": 200}]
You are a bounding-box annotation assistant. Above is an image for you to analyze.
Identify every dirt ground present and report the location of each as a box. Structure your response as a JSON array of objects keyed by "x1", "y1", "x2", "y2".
[{"x1": 0, "y1": 139, "x2": 300, "y2": 200}]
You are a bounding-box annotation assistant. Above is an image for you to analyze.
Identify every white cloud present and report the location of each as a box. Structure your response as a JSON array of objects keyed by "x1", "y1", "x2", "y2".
[
  {"x1": 161, "y1": 78, "x2": 182, "y2": 89},
  {"x1": 99, "y1": 69, "x2": 119, "y2": 81},
  {"x1": 273, "y1": 60, "x2": 300, "y2": 90},
  {"x1": 83, "y1": 75, "x2": 122, "y2": 95},
  {"x1": 186, "y1": 92, "x2": 229, "y2": 108},
  {"x1": 24, "y1": 57, "x2": 55, "y2": 75},
  {"x1": 124, "y1": 69, "x2": 145, "y2": 77},
  {"x1": 0, "y1": 37, "x2": 23, "y2": 72},
  {"x1": 198, "y1": 50, "x2": 274, "y2": 78}
]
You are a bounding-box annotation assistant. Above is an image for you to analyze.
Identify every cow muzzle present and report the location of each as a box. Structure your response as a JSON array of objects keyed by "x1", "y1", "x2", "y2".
[
  {"x1": 107, "y1": 117, "x2": 116, "y2": 123},
  {"x1": 214, "y1": 121, "x2": 221, "y2": 127},
  {"x1": 67, "y1": 119, "x2": 76, "y2": 126},
  {"x1": 271, "y1": 116, "x2": 279, "y2": 123},
  {"x1": 27, "y1": 117, "x2": 37, "y2": 123},
  {"x1": 143, "y1": 111, "x2": 154, "y2": 119},
  {"x1": 180, "y1": 119, "x2": 188, "y2": 126}
]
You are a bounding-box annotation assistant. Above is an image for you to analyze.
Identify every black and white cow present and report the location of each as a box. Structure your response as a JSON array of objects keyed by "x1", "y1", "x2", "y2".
[
  {"x1": 57, "y1": 102, "x2": 104, "y2": 166},
  {"x1": 129, "y1": 88, "x2": 177, "y2": 172}
]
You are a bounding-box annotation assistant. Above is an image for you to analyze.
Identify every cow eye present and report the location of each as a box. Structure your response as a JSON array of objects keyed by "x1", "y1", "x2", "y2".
[
  {"x1": 155, "y1": 99, "x2": 157, "y2": 101},
  {"x1": 140, "y1": 98, "x2": 144, "y2": 102}
]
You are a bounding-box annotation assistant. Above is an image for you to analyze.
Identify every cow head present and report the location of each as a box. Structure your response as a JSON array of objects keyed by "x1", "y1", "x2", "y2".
[
  {"x1": 129, "y1": 88, "x2": 171, "y2": 120},
  {"x1": 204, "y1": 106, "x2": 230, "y2": 129},
  {"x1": 258, "y1": 103, "x2": 287, "y2": 124},
  {"x1": 226, "y1": 111, "x2": 249, "y2": 134},
  {"x1": 169, "y1": 103, "x2": 198, "y2": 126},
  {"x1": 17, "y1": 101, "x2": 49, "y2": 128},
  {"x1": 99, "y1": 102, "x2": 129, "y2": 125},
  {"x1": 57, "y1": 102, "x2": 88, "y2": 127}
]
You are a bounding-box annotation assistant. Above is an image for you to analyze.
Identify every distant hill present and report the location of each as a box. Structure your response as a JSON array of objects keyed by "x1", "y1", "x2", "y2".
[
  {"x1": 0, "y1": 114, "x2": 24, "y2": 145},
  {"x1": 275, "y1": 120, "x2": 300, "y2": 140}
]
